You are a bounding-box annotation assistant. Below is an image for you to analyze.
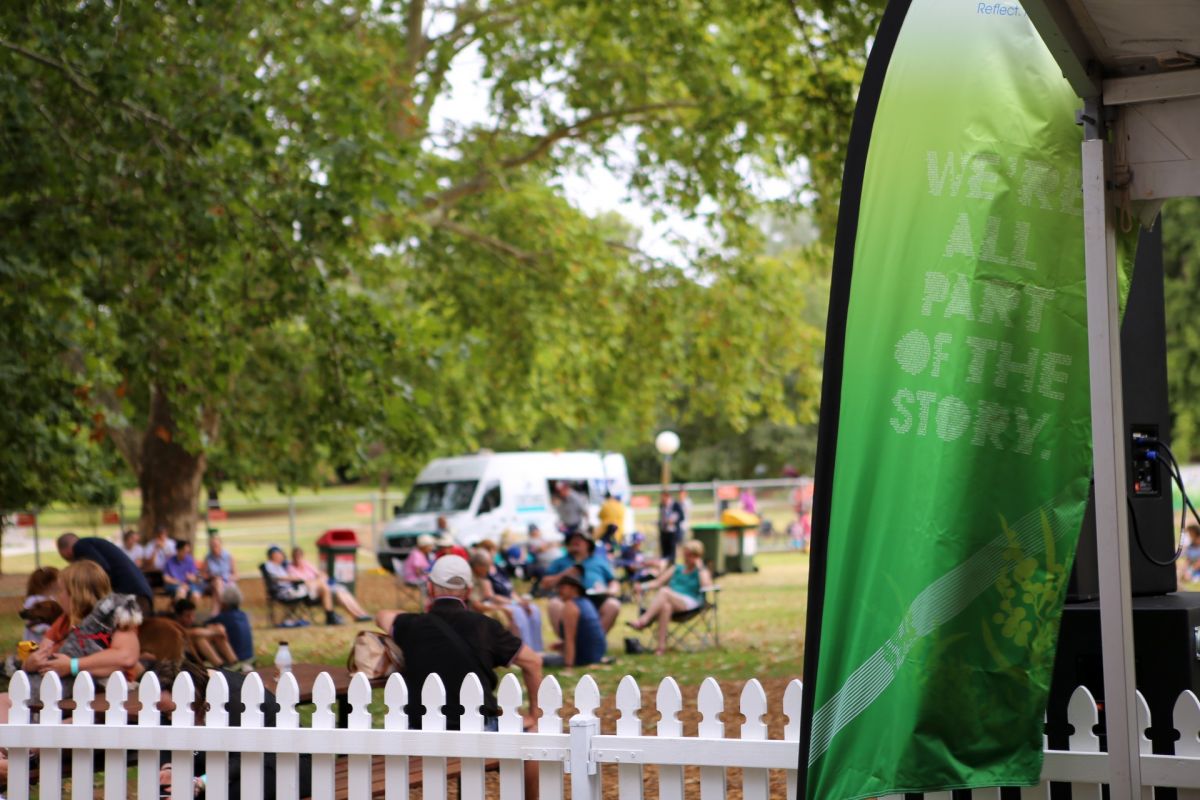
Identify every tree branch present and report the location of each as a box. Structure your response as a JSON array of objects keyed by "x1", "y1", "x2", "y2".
[
  {"x1": 0, "y1": 37, "x2": 184, "y2": 142},
  {"x1": 403, "y1": 0, "x2": 428, "y2": 76},
  {"x1": 429, "y1": 216, "x2": 538, "y2": 262},
  {"x1": 423, "y1": 101, "x2": 697, "y2": 210}
]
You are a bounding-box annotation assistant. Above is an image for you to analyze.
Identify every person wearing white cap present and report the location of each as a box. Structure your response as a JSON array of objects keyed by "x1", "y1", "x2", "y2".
[{"x1": 375, "y1": 555, "x2": 544, "y2": 795}]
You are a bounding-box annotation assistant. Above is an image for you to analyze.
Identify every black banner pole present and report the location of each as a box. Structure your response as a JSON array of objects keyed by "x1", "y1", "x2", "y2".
[{"x1": 796, "y1": 2, "x2": 912, "y2": 796}]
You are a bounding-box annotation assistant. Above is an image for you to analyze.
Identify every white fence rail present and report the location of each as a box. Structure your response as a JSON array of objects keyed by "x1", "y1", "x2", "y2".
[{"x1": 3, "y1": 671, "x2": 1200, "y2": 799}]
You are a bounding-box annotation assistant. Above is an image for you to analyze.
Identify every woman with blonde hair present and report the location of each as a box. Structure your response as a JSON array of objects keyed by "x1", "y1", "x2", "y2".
[
  {"x1": 0, "y1": 561, "x2": 142, "y2": 782},
  {"x1": 2, "y1": 561, "x2": 142, "y2": 720},
  {"x1": 625, "y1": 539, "x2": 713, "y2": 655}
]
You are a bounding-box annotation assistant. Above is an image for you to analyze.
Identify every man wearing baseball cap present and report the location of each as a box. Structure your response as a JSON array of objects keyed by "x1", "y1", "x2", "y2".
[{"x1": 375, "y1": 555, "x2": 543, "y2": 792}]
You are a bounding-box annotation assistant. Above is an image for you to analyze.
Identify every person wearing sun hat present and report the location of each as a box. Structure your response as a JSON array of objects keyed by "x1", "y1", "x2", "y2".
[
  {"x1": 544, "y1": 570, "x2": 607, "y2": 668},
  {"x1": 542, "y1": 530, "x2": 621, "y2": 634},
  {"x1": 433, "y1": 531, "x2": 470, "y2": 561}
]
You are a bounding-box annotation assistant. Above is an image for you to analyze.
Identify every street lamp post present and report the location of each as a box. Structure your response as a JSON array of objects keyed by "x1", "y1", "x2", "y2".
[{"x1": 655, "y1": 430, "x2": 681, "y2": 493}]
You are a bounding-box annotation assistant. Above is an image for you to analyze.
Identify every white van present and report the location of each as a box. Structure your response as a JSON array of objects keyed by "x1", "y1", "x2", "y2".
[{"x1": 376, "y1": 451, "x2": 634, "y2": 573}]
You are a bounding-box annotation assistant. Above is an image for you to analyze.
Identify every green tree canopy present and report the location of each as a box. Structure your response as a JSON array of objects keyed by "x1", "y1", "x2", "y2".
[{"x1": 0, "y1": 0, "x2": 881, "y2": 537}]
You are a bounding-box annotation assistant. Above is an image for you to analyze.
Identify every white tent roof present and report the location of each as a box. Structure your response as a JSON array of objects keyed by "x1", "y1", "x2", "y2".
[{"x1": 1025, "y1": 0, "x2": 1200, "y2": 200}]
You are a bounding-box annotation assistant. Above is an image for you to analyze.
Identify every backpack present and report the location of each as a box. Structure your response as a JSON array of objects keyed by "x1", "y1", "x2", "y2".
[{"x1": 346, "y1": 631, "x2": 405, "y2": 678}]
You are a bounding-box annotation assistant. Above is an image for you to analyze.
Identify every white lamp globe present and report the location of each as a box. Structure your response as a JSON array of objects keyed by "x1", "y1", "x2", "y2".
[{"x1": 655, "y1": 430, "x2": 681, "y2": 456}]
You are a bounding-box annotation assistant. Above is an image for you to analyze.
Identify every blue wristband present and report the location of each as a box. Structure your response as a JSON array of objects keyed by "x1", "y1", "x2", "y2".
[{"x1": 70, "y1": 657, "x2": 79, "y2": 676}]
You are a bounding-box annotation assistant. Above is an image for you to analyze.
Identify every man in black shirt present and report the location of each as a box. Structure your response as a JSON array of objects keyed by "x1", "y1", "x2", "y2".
[
  {"x1": 376, "y1": 554, "x2": 543, "y2": 795},
  {"x1": 57, "y1": 532, "x2": 155, "y2": 613}
]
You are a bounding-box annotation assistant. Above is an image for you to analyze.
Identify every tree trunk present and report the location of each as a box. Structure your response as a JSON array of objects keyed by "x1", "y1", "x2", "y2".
[{"x1": 137, "y1": 387, "x2": 206, "y2": 544}]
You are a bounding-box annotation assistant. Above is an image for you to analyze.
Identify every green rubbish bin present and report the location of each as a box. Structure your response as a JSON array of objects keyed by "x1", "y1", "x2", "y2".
[
  {"x1": 689, "y1": 523, "x2": 727, "y2": 575},
  {"x1": 722, "y1": 524, "x2": 759, "y2": 573},
  {"x1": 317, "y1": 528, "x2": 361, "y2": 594}
]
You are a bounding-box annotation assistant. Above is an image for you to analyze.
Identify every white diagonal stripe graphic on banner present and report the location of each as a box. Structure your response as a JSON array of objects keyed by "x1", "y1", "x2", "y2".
[{"x1": 808, "y1": 493, "x2": 1076, "y2": 765}]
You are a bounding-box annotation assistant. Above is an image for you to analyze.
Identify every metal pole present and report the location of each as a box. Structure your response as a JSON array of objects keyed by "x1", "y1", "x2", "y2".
[
  {"x1": 1082, "y1": 108, "x2": 1141, "y2": 798},
  {"x1": 288, "y1": 495, "x2": 297, "y2": 553},
  {"x1": 32, "y1": 511, "x2": 41, "y2": 569}
]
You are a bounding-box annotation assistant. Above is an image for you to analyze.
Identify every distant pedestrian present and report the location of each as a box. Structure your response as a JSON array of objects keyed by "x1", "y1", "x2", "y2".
[
  {"x1": 657, "y1": 492, "x2": 685, "y2": 563},
  {"x1": 553, "y1": 481, "x2": 590, "y2": 535},
  {"x1": 597, "y1": 492, "x2": 626, "y2": 550}
]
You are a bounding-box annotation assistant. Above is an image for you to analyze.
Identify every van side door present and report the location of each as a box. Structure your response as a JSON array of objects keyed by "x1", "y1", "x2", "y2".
[{"x1": 475, "y1": 481, "x2": 505, "y2": 543}]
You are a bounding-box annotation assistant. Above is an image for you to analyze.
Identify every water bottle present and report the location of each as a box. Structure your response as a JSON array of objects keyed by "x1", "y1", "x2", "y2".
[{"x1": 275, "y1": 641, "x2": 292, "y2": 677}]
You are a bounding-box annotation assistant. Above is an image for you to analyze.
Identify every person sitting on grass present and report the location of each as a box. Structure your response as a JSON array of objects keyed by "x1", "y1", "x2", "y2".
[
  {"x1": 468, "y1": 549, "x2": 544, "y2": 650},
  {"x1": 402, "y1": 534, "x2": 435, "y2": 585},
  {"x1": 141, "y1": 526, "x2": 176, "y2": 571},
  {"x1": 172, "y1": 598, "x2": 249, "y2": 672},
  {"x1": 207, "y1": 584, "x2": 255, "y2": 667},
  {"x1": 543, "y1": 571, "x2": 606, "y2": 669},
  {"x1": 163, "y1": 539, "x2": 207, "y2": 605},
  {"x1": 119, "y1": 528, "x2": 146, "y2": 564},
  {"x1": 433, "y1": 529, "x2": 471, "y2": 561},
  {"x1": 263, "y1": 545, "x2": 344, "y2": 626},
  {"x1": 543, "y1": 531, "x2": 621, "y2": 634},
  {"x1": 204, "y1": 535, "x2": 238, "y2": 611},
  {"x1": 288, "y1": 546, "x2": 372, "y2": 622},
  {"x1": 614, "y1": 531, "x2": 659, "y2": 601},
  {"x1": 625, "y1": 539, "x2": 713, "y2": 655}
]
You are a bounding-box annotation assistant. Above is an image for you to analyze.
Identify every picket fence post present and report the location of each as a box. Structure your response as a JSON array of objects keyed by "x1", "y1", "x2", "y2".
[
  {"x1": 460, "y1": 671, "x2": 487, "y2": 796},
  {"x1": 206, "y1": 671, "x2": 231, "y2": 800},
  {"x1": 538, "y1": 676, "x2": 566, "y2": 800},
  {"x1": 348, "y1": 671, "x2": 374, "y2": 799},
  {"x1": 496, "y1": 672, "x2": 526, "y2": 799},
  {"x1": 136, "y1": 670, "x2": 160, "y2": 800},
  {"x1": 71, "y1": 671, "x2": 95, "y2": 800},
  {"x1": 241, "y1": 671, "x2": 266, "y2": 800},
  {"x1": 7, "y1": 671, "x2": 31, "y2": 800},
  {"x1": 615, "y1": 675, "x2": 644, "y2": 800},
  {"x1": 741, "y1": 679, "x2": 770, "y2": 800},
  {"x1": 423, "y1": 671, "x2": 449, "y2": 800},
  {"x1": 1174, "y1": 690, "x2": 1200, "y2": 800},
  {"x1": 656, "y1": 677, "x2": 685, "y2": 800},
  {"x1": 784, "y1": 679, "x2": 803, "y2": 799},
  {"x1": 276, "y1": 670, "x2": 302, "y2": 800},
  {"x1": 103, "y1": 672, "x2": 129, "y2": 800},
  {"x1": 170, "y1": 671, "x2": 196, "y2": 800},
  {"x1": 696, "y1": 677, "x2": 725, "y2": 799},
  {"x1": 571, "y1": 675, "x2": 602, "y2": 800},
  {"x1": 1068, "y1": 685, "x2": 1103, "y2": 800},
  {"x1": 310, "y1": 670, "x2": 337, "y2": 798},
  {"x1": 383, "y1": 672, "x2": 411, "y2": 800}
]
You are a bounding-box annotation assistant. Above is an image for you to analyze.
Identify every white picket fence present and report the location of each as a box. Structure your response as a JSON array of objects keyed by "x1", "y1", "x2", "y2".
[{"x1": 2, "y1": 671, "x2": 1200, "y2": 799}]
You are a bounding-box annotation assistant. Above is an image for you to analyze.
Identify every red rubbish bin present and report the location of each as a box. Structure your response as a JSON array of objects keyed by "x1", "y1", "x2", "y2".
[{"x1": 316, "y1": 529, "x2": 360, "y2": 593}]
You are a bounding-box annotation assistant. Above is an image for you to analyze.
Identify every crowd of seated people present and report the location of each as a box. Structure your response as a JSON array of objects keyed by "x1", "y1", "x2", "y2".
[{"x1": 3, "y1": 509, "x2": 722, "y2": 793}]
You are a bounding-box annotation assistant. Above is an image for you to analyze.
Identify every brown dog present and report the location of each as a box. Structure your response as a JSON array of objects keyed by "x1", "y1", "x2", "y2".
[
  {"x1": 18, "y1": 598, "x2": 63, "y2": 628},
  {"x1": 137, "y1": 616, "x2": 189, "y2": 662}
]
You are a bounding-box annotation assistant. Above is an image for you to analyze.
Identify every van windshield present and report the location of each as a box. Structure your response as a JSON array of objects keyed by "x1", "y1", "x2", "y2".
[{"x1": 399, "y1": 481, "x2": 479, "y2": 514}]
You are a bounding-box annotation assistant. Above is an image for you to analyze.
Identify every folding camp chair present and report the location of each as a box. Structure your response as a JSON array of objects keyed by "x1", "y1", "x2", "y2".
[
  {"x1": 260, "y1": 563, "x2": 320, "y2": 627},
  {"x1": 642, "y1": 585, "x2": 721, "y2": 653}
]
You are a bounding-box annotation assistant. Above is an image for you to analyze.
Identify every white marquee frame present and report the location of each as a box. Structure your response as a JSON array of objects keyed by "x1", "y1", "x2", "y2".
[{"x1": 1023, "y1": 2, "x2": 1200, "y2": 797}]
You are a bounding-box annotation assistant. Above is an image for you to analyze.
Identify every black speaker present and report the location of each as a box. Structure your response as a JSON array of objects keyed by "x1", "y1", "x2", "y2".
[
  {"x1": 1047, "y1": 594, "x2": 1200, "y2": 757},
  {"x1": 1069, "y1": 223, "x2": 1178, "y2": 602}
]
